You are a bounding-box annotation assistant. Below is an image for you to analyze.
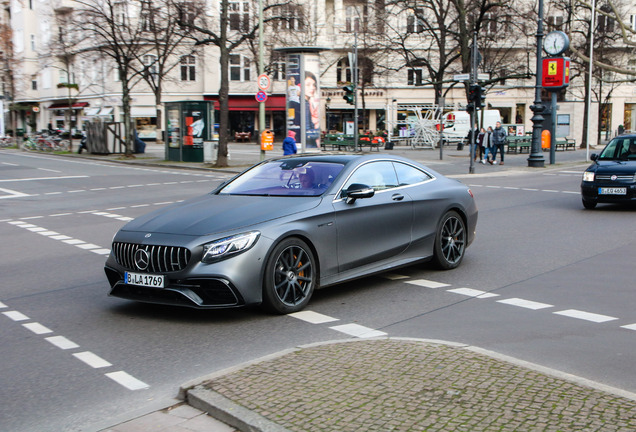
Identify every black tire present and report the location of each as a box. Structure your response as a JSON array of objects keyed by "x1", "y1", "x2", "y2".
[
  {"x1": 262, "y1": 238, "x2": 317, "y2": 314},
  {"x1": 432, "y1": 211, "x2": 466, "y2": 270},
  {"x1": 582, "y1": 199, "x2": 597, "y2": 210}
]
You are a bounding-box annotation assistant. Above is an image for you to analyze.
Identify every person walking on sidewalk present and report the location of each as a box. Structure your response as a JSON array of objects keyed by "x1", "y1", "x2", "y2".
[
  {"x1": 475, "y1": 127, "x2": 486, "y2": 162},
  {"x1": 481, "y1": 127, "x2": 493, "y2": 164},
  {"x1": 282, "y1": 131, "x2": 297, "y2": 155},
  {"x1": 489, "y1": 121, "x2": 507, "y2": 165}
]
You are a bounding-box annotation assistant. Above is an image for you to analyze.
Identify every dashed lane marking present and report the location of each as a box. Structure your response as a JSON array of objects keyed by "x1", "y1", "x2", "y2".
[
  {"x1": 405, "y1": 279, "x2": 450, "y2": 289},
  {"x1": 1, "y1": 304, "x2": 149, "y2": 391},
  {"x1": 330, "y1": 323, "x2": 387, "y2": 339},
  {"x1": 553, "y1": 309, "x2": 619, "y2": 323},
  {"x1": 621, "y1": 324, "x2": 636, "y2": 331},
  {"x1": 497, "y1": 298, "x2": 554, "y2": 310},
  {"x1": 7, "y1": 220, "x2": 110, "y2": 256},
  {"x1": 447, "y1": 288, "x2": 500, "y2": 299},
  {"x1": 289, "y1": 311, "x2": 339, "y2": 324},
  {"x1": 105, "y1": 371, "x2": 150, "y2": 390}
]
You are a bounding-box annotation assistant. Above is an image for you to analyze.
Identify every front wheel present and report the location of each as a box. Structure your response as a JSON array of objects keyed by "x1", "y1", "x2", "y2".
[
  {"x1": 582, "y1": 199, "x2": 597, "y2": 210},
  {"x1": 432, "y1": 211, "x2": 466, "y2": 270},
  {"x1": 262, "y1": 238, "x2": 317, "y2": 314}
]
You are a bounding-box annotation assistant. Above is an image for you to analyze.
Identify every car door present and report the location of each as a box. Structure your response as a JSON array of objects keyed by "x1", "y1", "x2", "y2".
[{"x1": 333, "y1": 161, "x2": 413, "y2": 273}]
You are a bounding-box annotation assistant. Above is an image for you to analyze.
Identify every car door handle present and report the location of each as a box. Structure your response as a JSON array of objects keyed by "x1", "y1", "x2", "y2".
[{"x1": 392, "y1": 194, "x2": 405, "y2": 201}]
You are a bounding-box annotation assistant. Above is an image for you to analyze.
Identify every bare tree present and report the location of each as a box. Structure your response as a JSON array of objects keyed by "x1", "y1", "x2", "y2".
[
  {"x1": 0, "y1": 22, "x2": 19, "y2": 141},
  {"x1": 175, "y1": 0, "x2": 288, "y2": 167},
  {"x1": 71, "y1": 0, "x2": 148, "y2": 156}
]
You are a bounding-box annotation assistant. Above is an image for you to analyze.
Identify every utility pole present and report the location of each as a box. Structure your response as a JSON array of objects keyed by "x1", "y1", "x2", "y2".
[
  {"x1": 353, "y1": 31, "x2": 359, "y2": 152},
  {"x1": 469, "y1": 32, "x2": 478, "y2": 174},
  {"x1": 258, "y1": 0, "x2": 265, "y2": 161}
]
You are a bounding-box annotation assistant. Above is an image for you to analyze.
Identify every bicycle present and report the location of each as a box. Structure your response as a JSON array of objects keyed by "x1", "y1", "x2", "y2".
[{"x1": 0, "y1": 136, "x2": 15, "y2": 148}]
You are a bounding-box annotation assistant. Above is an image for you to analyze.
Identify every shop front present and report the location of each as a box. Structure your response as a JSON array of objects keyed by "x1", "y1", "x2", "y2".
[{"x1": 204, "y1": 95, "x2": 286, "y2": 140}]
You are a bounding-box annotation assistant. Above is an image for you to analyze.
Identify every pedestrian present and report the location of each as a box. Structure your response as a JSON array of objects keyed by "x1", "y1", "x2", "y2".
[
  {"x1": 475, "y1": 127, "x2": 486, "y2": 162},
  {"x1": 282, "y1": 130, "x2": 297, "y2": 155},
  {"x1": 481, "y1": 127, "x2": 493, "y2": 164},
  {"x1": 489, "y1": 121, "x2": 507, "y2": 165}
]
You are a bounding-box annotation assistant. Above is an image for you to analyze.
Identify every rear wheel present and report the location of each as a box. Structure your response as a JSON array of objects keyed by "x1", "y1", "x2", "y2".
[
  {"x1": 432, "y1": 211, "x2": 466, "y2": 270},
  {"x1": 582, "y1": 199, "x2": 597, "y2": 210},
  {"x1": 262, "y1": 238, "x2": 316, "y2": 314}
]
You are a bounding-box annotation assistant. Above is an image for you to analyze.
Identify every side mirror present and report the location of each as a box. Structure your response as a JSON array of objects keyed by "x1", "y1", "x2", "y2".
[
  {"x1": 590, "y1": 153, "x2": 598, "y2": 162},
  {"x1": 344, "y1": 183, "x2": 375, "y2": 204}
]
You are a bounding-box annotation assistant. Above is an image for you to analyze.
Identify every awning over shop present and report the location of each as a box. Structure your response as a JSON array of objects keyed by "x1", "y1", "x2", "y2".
[
  {"x1": 48, "y1": 102, "x2": 89, "y2": 109},
  {"x1": 204, "y1": 95, "x2": 286, "y2": 111},
  {"x1": 131, "y1": 106, "x2": 156, "y2": 117}
]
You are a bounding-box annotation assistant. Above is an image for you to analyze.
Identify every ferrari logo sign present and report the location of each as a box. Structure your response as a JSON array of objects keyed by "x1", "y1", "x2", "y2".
[{"x1": 542, "y1": 57, "x2": 570, "y2": 91}]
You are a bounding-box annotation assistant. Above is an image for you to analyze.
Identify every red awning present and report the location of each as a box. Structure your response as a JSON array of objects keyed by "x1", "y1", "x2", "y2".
[
  {"x1": 48, "y1": 102, "x2": 90, "y2": 109},
  {"x1": 204, "y1": 95, "x2": 285, "y2": 111}
]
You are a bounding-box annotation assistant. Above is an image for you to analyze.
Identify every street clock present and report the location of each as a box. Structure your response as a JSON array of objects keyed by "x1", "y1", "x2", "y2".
[{"x1": 543, "y1": 31, "x2": 570, "y2": 56}]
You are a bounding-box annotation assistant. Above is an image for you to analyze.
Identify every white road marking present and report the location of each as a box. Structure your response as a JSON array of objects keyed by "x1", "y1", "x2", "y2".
[
  {"x1": 553, "y1": 309, "x2": 618, "y2": 323},
  {"x1": 0, "y1": 175, "x2": 88, "y2": 182},
  {"x1": 621, "y1": 324, "x2": 636, "y2": 331},
  {"x1": 91, "y1": 249, "x2": 111, "y2": 255},
  {"x1": 45, "y1": 335, "x2": 80, "y2": 350},
  {"x1": 447, "y1": 288, "x2": 500, "y2": 299},
  {"x1": 37, "y1": 231, "x2": 60, "y2": 236},
  {"x1": 289, "y1": 311, "x2": 339, "y2": 324},
  {"x1": 497, "y1": 298, "x2": 553, "y2": 310},
  {"x1": 0, "y1": 302, "x2": 7, "y2": 309},
  {"x1": 37, "y1": 168, "x2": 62, "y2": 173},
  {"x1": 0, "y1": 187, "x2": 31, "y2": 199},
  {"x1": 63, "y1": 239, "x2": 85, "y2": 245},
  {"x1": 330, "y1": 323, "x2": 387, "y2": 338},
  {"x1": 49, "y1": 213, "x2": 72, "y2": 217},
  {"x1": 3, "y1": 311, "x2": 30, "y2": 321},
  {"x1": 77, "y1": 243, "x2": 100, "y2": 250},
  {"x1": 50, "y1": 235, "x2": 72, "y2": 240},
  {"x1": 27, "y1": 227, "x2": 47, "y2": 232},
  {"x1": 105, "y1": 371, "x2": 150, "y2": 390},
  {"x1": 73, "y1": 352, "x2": 112, "y2": 369},
  {"x1": 23, "y1": 322, "x2": 53, "y2": 335},
  {"x1": 405, "y1": 279, "x2": 450, "y2": 289}
]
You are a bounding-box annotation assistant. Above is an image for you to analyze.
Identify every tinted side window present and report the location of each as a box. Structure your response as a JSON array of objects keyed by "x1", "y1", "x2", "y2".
[
  {"x1": 393, "y1": 162, "x2": 432, "y2": 186},
  {"x1": 343, "y1": 161, "x2": 399, "y2": 192}
]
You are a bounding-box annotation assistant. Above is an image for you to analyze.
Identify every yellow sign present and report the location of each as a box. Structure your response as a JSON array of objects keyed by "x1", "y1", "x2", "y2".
[{"x1": 548, "y1": 61, "x2": 557, "y2": 75}]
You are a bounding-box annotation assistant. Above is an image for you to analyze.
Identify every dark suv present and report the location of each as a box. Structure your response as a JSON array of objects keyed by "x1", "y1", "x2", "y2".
[{"x1": 581, "y1": 134, "x2": 636, "y2": 209}]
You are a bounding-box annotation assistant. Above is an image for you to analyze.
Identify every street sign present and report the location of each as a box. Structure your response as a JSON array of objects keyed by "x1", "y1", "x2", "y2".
[
  {"x1": 542, "y1": 57, "x2": 570, "y2": 90},
  {"x1": 255, "y1": 91, "x2": 268, "y2": 102},
  {"x1": 477, "y1": 73, "x2": 490, "y2": 81},
  {"x1": 453, "y1": 74, "x2": 470, "y2": 81},
  {"x1": 257, "y1": 74, "x2": 271, "y2": 91}
]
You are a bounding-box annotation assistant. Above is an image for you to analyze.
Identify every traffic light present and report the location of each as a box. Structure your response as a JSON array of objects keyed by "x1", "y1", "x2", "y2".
[
  {"x1": 466, "y1": 84, "x2": 486, "y2": 109},
  {"x1": 343, "y1": 84, "x2": 356, "y2": 105},
  {"x1": 477, "y1": 85, "x2": 486, "y2": 108}
]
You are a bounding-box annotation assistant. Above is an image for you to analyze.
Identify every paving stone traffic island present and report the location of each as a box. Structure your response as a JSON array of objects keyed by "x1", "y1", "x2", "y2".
[{"x1": 186, "y1": 339, "x2": 636, "y2": 432}]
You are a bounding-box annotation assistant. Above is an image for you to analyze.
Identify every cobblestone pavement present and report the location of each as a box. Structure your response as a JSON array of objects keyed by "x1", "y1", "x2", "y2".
[{"x1": 185, "y1": 339, "x2": 636, "y2": 432}]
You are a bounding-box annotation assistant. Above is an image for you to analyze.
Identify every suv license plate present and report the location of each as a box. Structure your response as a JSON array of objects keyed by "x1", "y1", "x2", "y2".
[
  {"x1": 125, "y1": 272, "x2": 165, "y2": 288},
  {"x1": 599, "y1": 187, "x2": 627, "y2": 195}
]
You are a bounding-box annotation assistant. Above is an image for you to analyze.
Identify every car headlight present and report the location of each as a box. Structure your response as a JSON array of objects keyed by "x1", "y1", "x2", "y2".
[
  {"x1": 583, "y1": 171, "x2": 595, "y2": 182},
  {"x1": 202, "y1": 231, "x2": 260, "y2": 263}
]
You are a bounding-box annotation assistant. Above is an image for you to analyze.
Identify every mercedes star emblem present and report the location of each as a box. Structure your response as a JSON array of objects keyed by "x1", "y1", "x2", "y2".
[{"x1": 134, "y1": 249, "x2": 150, "y2": 271}]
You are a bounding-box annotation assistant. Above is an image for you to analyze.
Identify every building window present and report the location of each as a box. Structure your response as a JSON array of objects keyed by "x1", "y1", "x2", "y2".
[
  {"x1": 337, "y1": 58, "x2": 352, "y2": 84},
  {"x1": 275, "y1": 4, "x2": 304, "y2": 31},
  {"x1": 177, "y1": 2, "x2": 196, "y2": 29},
  {"x1": 229, "y1": 1, "x2": 250, "y2": 32},
  {"x1": 547, "y1": 15, "x2": 563, "y2": 31},
  {"x1": 345, "y1": 5, "x2": 367, "y2": 33},
  {"x1": 143, "y1": 54, "x2": 158, "y2": 78},
  {"x1": 30, "y1": 34, "x2": 36, "y2": 51},
  {"x1": 230, "y1": 54, "x2": 251, "y2": 81},
  {"x1": 114, "y1": 2, "x2": 127, "y2": 26},
  {"x1": 407, "y1": 69, "x2": 422, "y2": 86},
  {"x1": 598, "y1": 5, "x2": 614, "y2": 33},
  {"x1": 266, "y1": 52, "x2": 285, "y2": 81},
  {"x1": 31, "y1": 79, "x2": 37, "y2": 90},
  {"x1": 180, "y1": 55, "x2": 196, "y2": 81},
  {"x1": 484, "y1": 12, "x2": 497, "y2": 35},
  {"x1": 406, "y1": 9, "x2": 424, "y2": 34},
  {"x1": 630, "y1": 15, "x2": 636, "y2": 32}
]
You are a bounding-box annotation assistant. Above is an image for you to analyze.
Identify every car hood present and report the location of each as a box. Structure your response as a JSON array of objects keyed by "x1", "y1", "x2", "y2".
[
  {"x1": 121, "y1": 194, "x2": 321, "y2": 236},
  {"x1": 590, "y1": 160, "x2": 636, "y2": 175}
]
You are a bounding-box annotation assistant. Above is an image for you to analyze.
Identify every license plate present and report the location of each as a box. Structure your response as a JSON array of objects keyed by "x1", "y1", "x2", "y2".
[
  {"x1": 124, "y1": 272, "x2": 164, "y2": 288},
  {"x1": 599, "y1": 187, "x2": 627, "y2": 195}
]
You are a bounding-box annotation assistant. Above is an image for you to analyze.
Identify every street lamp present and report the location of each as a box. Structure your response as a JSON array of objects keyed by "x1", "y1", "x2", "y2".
[
  {"x1": 528, "y1": 0, "x2": 546, "y2": 167},
  {"x1": 325, "y1": 97, "x2": 331, "y2": 131}
]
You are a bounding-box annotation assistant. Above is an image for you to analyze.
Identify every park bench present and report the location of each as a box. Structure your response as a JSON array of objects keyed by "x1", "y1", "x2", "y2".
[
  {"x1": 506, "y1": 136, "x2": 531, "y2": 154},
  {"x1": 324, "y1": 134, "x2": 355, "y2": 151}
]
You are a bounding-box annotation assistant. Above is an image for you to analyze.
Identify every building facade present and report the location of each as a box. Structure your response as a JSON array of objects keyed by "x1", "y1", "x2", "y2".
[{"x1": 3, "y1": 0, "x2": 636, "y2": 147}]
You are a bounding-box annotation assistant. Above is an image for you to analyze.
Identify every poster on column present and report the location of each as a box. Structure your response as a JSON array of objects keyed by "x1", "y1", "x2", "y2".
[
  {"x1": 286, "y1": 53, "x2": 321, "y2": 152},
  {"x1": 303, "y1": 54, "x2": 321, "y2": 151}
]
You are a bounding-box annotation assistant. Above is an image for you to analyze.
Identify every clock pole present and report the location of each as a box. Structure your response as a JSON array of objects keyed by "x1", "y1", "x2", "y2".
[{"x1": 528, "y1": 0, "x2": 546, "y2": 167}]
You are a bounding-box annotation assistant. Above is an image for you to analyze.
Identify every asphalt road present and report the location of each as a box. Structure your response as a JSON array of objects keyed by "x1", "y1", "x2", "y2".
[{"x1": 1, "y1": 149, "x2": 634, "y2": 432}]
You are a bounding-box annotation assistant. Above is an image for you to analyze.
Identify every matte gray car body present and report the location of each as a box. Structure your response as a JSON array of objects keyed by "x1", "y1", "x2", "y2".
[{"x1": 104, "y1": 154, "x2": 478, "y2": 313}]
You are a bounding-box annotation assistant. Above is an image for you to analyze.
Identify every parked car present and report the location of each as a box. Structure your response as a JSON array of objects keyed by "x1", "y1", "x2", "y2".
[
  {"x1": 104, "y1": 154, "x2": 478, "y2": 314},
  {"x1": 581, "y1": 134, "x2": 636, "y2": 209}
]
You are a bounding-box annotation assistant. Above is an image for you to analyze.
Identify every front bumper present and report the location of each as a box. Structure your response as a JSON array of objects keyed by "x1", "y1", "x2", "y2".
[{"x1": 581, "y1": 182, "x2": 636, "y2": 204}]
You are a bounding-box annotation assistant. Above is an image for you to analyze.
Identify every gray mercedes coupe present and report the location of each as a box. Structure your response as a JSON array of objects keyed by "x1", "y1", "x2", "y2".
[{"x1": 104, "y1": 154, "x2": 478, "y2": 314}]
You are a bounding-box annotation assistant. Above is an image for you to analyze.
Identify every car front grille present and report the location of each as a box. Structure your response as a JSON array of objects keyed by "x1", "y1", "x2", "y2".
[
  {"x1": 112, "y1": 242, "x2": 191, "y2": 273},
  {"x1": 596, "y1": 175, "x2": 634, "y2": 182}
]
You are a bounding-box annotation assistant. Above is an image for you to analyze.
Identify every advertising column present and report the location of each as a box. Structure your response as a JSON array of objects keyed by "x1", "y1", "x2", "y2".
[{"x1": 285, "y1": 51, "x2": 322, "y2": 153}]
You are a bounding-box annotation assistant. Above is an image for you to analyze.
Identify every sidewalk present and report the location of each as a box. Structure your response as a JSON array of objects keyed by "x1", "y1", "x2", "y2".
[{"x1": 57, "y1": 142, "x2": 631, "y2": 432}]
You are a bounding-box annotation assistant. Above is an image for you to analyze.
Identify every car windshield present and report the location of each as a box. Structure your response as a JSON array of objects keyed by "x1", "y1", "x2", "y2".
[
  {"x1": 218, "y1": 160, "x2": 345, "y2": 196},
  {"x1": 598, "y1": 137, "x2": 636, "y2": 161}
]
